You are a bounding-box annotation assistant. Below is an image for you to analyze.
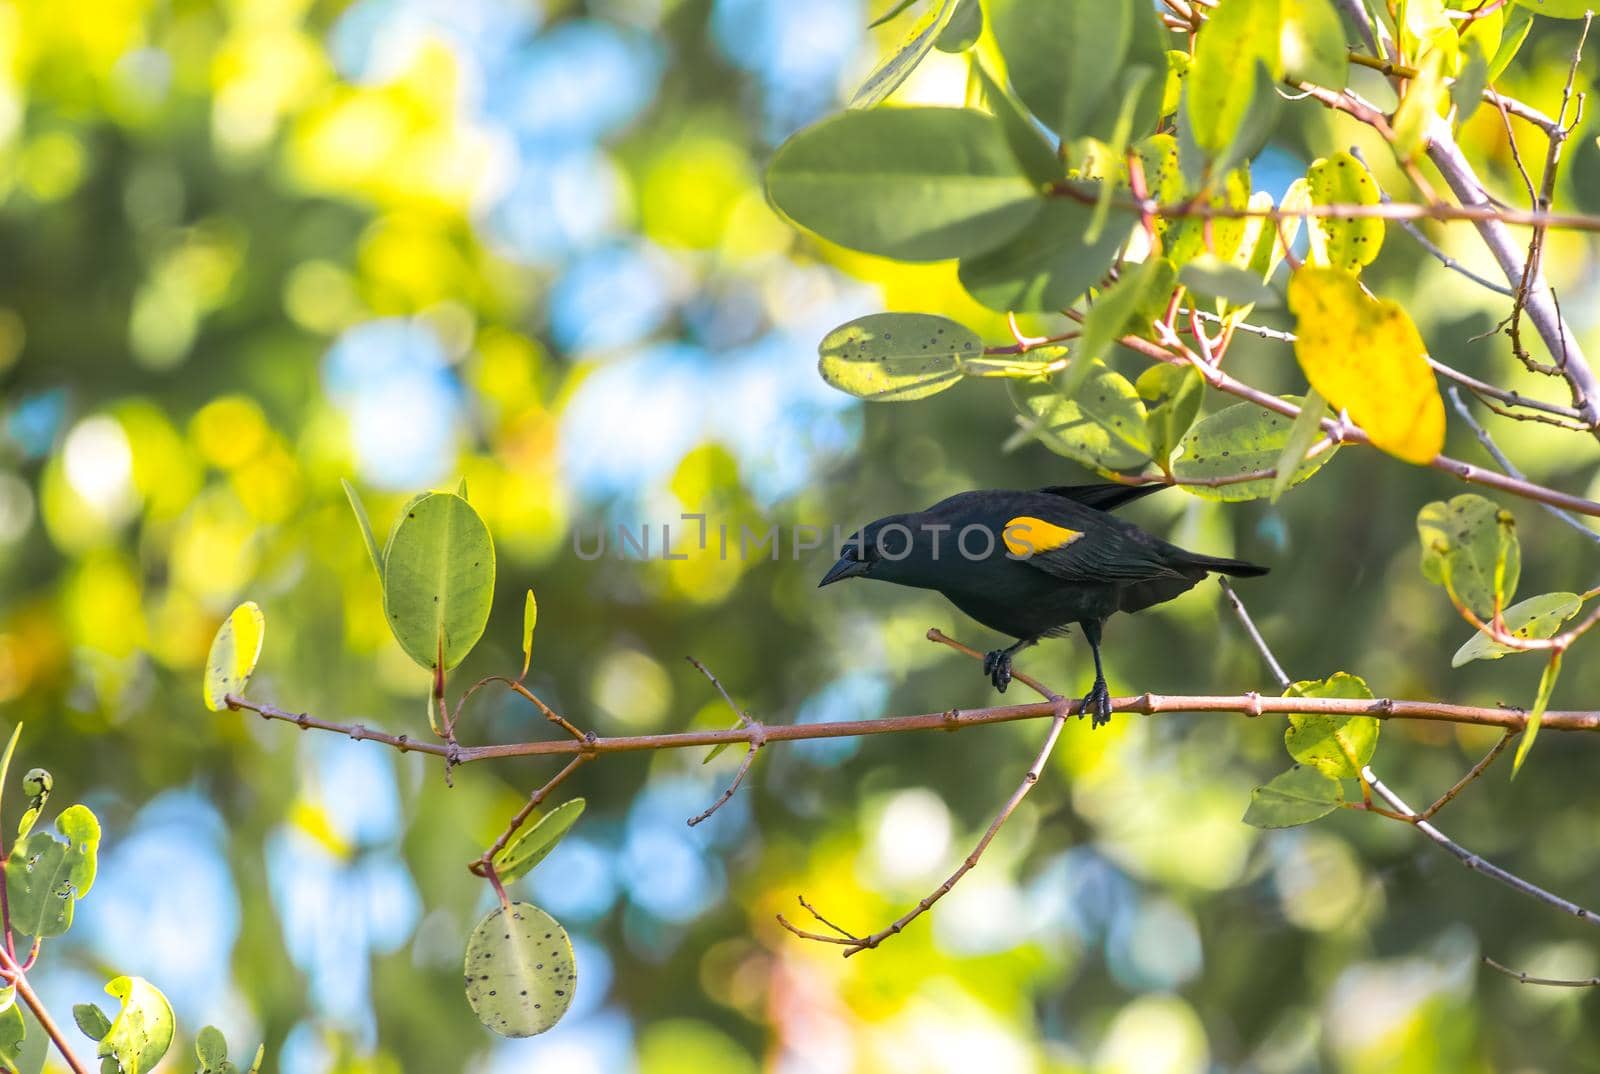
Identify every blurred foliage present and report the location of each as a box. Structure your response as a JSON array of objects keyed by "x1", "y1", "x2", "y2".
[{"x1": 0, "y1": 0, "x2": 1597, "y2": 1071}]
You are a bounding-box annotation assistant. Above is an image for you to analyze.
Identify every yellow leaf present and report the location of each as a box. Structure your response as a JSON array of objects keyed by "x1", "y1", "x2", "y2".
[
  {"x1": 202, "y1": 601, "x2": 265, "y2": 711},
  {"x1": 520, "y1": 588, "x2": 537, "y2": 680},
  {"x1": 1287, "y1": 268, "x2": 1445, "y2": 464},
  {"x1": 1305, "y1": 152, "x2": 1382, "y2": 275}
]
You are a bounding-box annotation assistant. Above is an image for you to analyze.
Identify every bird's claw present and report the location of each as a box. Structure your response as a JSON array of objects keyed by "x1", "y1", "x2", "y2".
[
  {"x1": 983, "y1": 649, "x2": 1013, "y2": 693},
  {"x1": 1080, "y1": 678, "x2": 1113, "y2": 729}
]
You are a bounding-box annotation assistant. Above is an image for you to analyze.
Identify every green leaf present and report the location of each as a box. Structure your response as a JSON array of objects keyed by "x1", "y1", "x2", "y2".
[
  {"x1": 1246, "y1": 178, "x2": 1308, "y2": 282},
  {"x1": 972, "y1": 62, "x2": 1061, "y2": 188},
  {"x1": 74, "y1": 1004, "x2": 111, "y2": 1042},
  {"x1": 1283, "y1": 672, "x2": 1379, "y2": 778},
  {"x1": 1281, "y1": 0, "x2": 1348, "y2": 86},
  {"x1": 1173, "y1": 398, "x2": 1337, "y2": 500},
  {"x1": 934, "y1": 0, "x2": 981, "y2": 52},
  {"x1": 766, "y1": 108, "x2": 1040, "y2": 262},
  {"x1": 465, "y1": 902, "x2": 576, "y2": 1037},
  {"x1": 455, "y1": 476, "x2": 468, "y2": 500},
  {"x1": 0, "y1": 724, "x2": 21, "y2": 838},
  {"x1": 195, "y1": 1024, "x2": 258, "y2": 1074},
  {"x1": 1451, "y1": 37, "x2": 1489, "y2": 127},
  {"x1": 988, "y1": 0, "x2": 1133, "y2": 141},
  {"x1": 868, "y1": 0, "x2": 919, "y2": 28},
  {"x1": 851, "y1": 0, "x2": 962, "y2": 107},
  {"x1": 382, "y1": 492, "x2": 496, "y2": 672},
  {"x1": 1391, "y1": 49, "x2": 1445, "y2": 159},
  {"x1": 1078, "y1": 259, "x2": 1171, "y2": 365},
  {"x1": 1417, "y1": 494, "x2": 1520, "y2": 620},
  {"x1": 1166, "y1": 167, "x2": 1252, "y2": 268},
  {"x1": 816, "y1": 313, "x2": 980, "y2": 401},
  {"x1": 1512, "y1": 651, "x2": 1562, "y2": 776},
  {"x1": 96, "y1": 977, "x2": 173, "y2": 1074},
  {"x1": 1452, "y1": 591, "x2": 1581, "y2": 666},
  {"x1": 18, "y1": 768, "x2": 50, "y2": 842},
  {"x1": 493, "y1": 799, "x2": 587, "y2": 883},
  {"x1": 202, "y1": 601, "x2": 265, "y2": 712},
  {"x1": 0, "y1": 1004, "x2": 22, "y2": 1069},
  {"x1": 1011, "y1": 363, "x2": 1152, "y2": 472},
  {"x1": 1288, "y1": 267, "x2": 1444, "y2": 464},
  {"x1": 1510, "y1": 0, "x2": 1594, "y2": 18},
  {"x1": 1488, "y1": 6, "x2": 1535, "y2": 78},
  {"x1": 958, "y1": 197, "x2": 1127, "y2": 312},
  {"x1": 1161, "y1": 50, "x2": 1190, "y2": 117},
  {"x1": 1270, "y1": 387, "x2": 1327, "y2": 503},
  {"x1": 520, "y1": 589, "x2": 538, "y2": 680},
  {"x1": 1243, "y1": 764, "x2": 1344, "y2": 828},
  {"x1": 1304, "y1": 151, "x2": 1384, "y2": 275},
  {"x1": 1179, "y1": 254, "x2": 1278, "y2": 308},
  {"x1": 1185, "y1": 0, "x2": 1282, "y2": 165},
  {"x1": 1137, "y1": 364, "x2": 1205, "y2": 466},
  {"x1": 6, "y1": 803, "x2": 100, "y2": 939},
  {"x1": 341, "y1": 478, "x2": 384, "y2": 584}
]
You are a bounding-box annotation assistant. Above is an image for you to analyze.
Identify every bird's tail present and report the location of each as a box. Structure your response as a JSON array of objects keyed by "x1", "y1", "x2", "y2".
[{"x1": 1176, "y1": 551, "x2": 1269, "y2": 578}]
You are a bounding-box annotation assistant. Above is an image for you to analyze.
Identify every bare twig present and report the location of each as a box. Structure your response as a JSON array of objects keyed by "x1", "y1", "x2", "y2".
[
  {"x1": 1484, "y1": 955, "x2": 1600, "y2": 987},
  {"x1": 468, "y1": 754, "x2": 591, "y2": 876},
  {"x1": 1418, "y1": 729, "x2": 1517, "y2": 822},
  {"x1": 685, "y1": 657, "x2": 766, "y2": 827},
  {"x1": 0, "y1": 948, "x2": 90, "y2": 1074},
  {"x1": 1446, "y1": 387, "x2": 1600, "y2": 546},
  {"x1": 1347, "y1": 52, "x2": 1559, "y2": 134},
  {"x1": 779, "y1": 633, "x2": 1071, "y2": 957},
  {"x1": 1218, "y1": 578, "x2": 1291, "y2": 690}
]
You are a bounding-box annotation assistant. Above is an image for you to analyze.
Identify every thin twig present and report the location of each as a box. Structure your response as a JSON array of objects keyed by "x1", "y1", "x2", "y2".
[
  {"x1": 778, "y1": 634, "x2": 1071, "y2": 957},
  {"x1": 1446, "y1": 387, "x2": 1600, "y2": 546},
  {"x1": 1218, "y1": 578, "x2": 1291, "y2": 690},
  {"x1": 1418, "y1": 729, "x2": 1517, "y2": 822},
  {"x1": 1484, "y1": 955, "x2": 1600, "y2": 987},
  {"x1": 1347, "y1": 52, "x2": 1559, "y2": 133},
  {"x1": 0, "y1": 948, "x2": 90, "y2": 1074},
  {"x1": 468, "y1": 754, "x2": 591, "y2": 875},
  {"x1": 685, "y1": 657, "x2": 766, "y2": 827}
]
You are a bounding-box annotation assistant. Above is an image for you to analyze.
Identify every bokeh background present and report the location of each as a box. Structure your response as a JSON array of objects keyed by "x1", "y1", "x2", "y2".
[{"x1": 2, "y1": 0, "x2": 1600, "y2": 1071}]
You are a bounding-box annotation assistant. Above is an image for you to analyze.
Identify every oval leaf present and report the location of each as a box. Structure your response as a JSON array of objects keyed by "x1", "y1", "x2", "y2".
[
  {"x1": 1417, "y1": 494, "x2": 1520, "y2": 620},
  {"x1": 1243, "y1": 764, "x2": 1344, "y2": 828},
  {"x1": 493, "y1": 798, "x2": 586, "y2": 884},
  {"x1": 989, "y1": 0, "x2": 1133, "y2": 141},
  {"x1": 465, "y1": 902, "x2": 576, "y2": 1037},
  {"x1": 1453, "y1": 591, "x2": 1582, "y2": 666},
  {"x1": 1184, "y1": 0, "x2": 1281, "y2": 162},
  {"x1": 1283, "y1": 672, "x2": 1379, "y2": 779},
  {"x1": 817, "y1": 313, "x2": 980, "y2": 401},
  {"x1": 958, "y1": 197, "x2": 1128, "y2": 312},
  {"x1": 1288, "y1": 267, "x2": 1445, "y2": 464},
  {"x1": 97, "y1": 977, "x2": 173, "y2": 1074},
  {"x1": 203, "y1": 601, "x2": 265, "y2": 711},
  {"x1": 1173, "y1": 398, "x2": 1336, "y2": 500},
  {"x1": 766, "y1": 108, "x2": 1040, "y2": 262},
  {"x1": 382, "y1": 492, "x2": 496, "y2": 672},
  {"x1": 1011, "y1": 363, "x2": 1151, "y2": 472}
]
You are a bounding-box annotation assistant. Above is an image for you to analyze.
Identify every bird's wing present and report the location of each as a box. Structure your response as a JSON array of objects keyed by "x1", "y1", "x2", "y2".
[
  {"x1": 1001, "y1": 512, "x2": 1187, "y2": 584},
  {"x1": 1035, "y1": 483, "x2": 1167, "y2": 513}
]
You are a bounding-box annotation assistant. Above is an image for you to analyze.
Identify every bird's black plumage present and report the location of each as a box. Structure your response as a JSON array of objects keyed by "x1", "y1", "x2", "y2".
[{"x1": 819, "y1": 484, "x2": 1267, "y2": 726}]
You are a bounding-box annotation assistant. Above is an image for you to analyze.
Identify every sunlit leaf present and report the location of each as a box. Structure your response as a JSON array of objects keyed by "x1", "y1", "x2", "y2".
[
  {"x1": 1488, "y1": 6, "x2": 1535, "y2": 78},
  {"x1": 1167, "y1": 168, "x2": 1251, "y2": 267},
  {"x1": 958, "y1": 198, "x2": 1128, "y2": 312},
  {"x1": 0, "y1": 725, "x2": 21, "y2": 839},
  {"x1": 868, "y1": 0, "x2": 919, "y2": 28},
  {"x1": 341, "y1": 479, "x2": 384, "y2": 584},
  {"x1": 493, "y1": 798, "x2": 586, "y2": 883},
  {"x1": 1304, "y1": 152, "x2": 1383, "y2": 274},
  {"x1": 1391, "y1": 49, "x2": 1445, "y2": 159},
  {"x1": 1451, "y1": 37, "x2": 1489, "y2": 127},
  {"x1": 1453, "y1": 591, "x2": 1582, "y2": 666},
  {"x1": 1185, "y1": 0, "x2": 1282, "y2": 168},
  {"x1": 203, "y1": 601, "x2": 266, "y2": 711},
  {"x1": 96, "y1": 976, "x2": 173, "y2": 1074},
  {"x1": 1243, "y1": 764, "x2": 1344, "y2": 828},
  {"x1": 1510, "y1": 0, "x2": 1593, "y2": 18},
  {"x1": 1137, "y1": 364, "x2": 1205, "y2": 466},
  {"x1": 1280, "y1": 0, "x2": 1348, "y2": 86},
  {"x1": 1287, "y1": 267, "x2": 1445, "y2": 464},
  {"x1": 520, "y1": 589, "x2": 538, "y2": 680},
  {"x1": 18, "y1": 768, "x2": 50, "y2": 842},
  {"x1": 972, "y1": 62, "x2": 1060, "y2": 188},
  {"x1": 851, "y1": 0, "x2": 962, "y2": 107},
  {"x1": 1417, "y1": 494, "x2": 1520, "y2": 620},
  {"x1": 0, "y1": 1004, "x2": 22, "y2": 1069},
  {"x1": 465, "y1": 903, "x2": 576, "y2": 1037},
  {"x1": 1078, "y1": 258, "x2": 1172, "y2": 365},
  {"x1": 766, "y1": 108, "x2": 1039, "y2": 261},
  {"x1": 383, "y1": 492, "x2": 495, "y2": 672},
  {"x1": 1513, "y1": 651, "x2": 1562, "y2": 776},
  {"x1": 1283, "y1": 672, "x2": 1379, "y2": 779},
  {"x1": 6, "y1": 803, "x2": 100, "y2": 938},
  {"x1": 816, "y1": 313, "x2": 980, "y2": 401},
  {"x1": 1011, "y1": 363, "x2": 1152, "y2": 472},
  {"x1": 1270, "y1": 387, "x2": 1327, "y2": 503},
  {"x1": 934, "y1": 0, "x2": 982, "y2": 52},
  {"x1": 988, "y1": 0, "x2": 1133, "y2": 141},
  {"x1": 1173, "y1": 398, "x2": 1336, "y2": 500}
]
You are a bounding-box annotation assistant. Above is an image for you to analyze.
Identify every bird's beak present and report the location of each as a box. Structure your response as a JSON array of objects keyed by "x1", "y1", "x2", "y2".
[{"x1": 818, "y1": 555, "x2": 870, "y2": 588}]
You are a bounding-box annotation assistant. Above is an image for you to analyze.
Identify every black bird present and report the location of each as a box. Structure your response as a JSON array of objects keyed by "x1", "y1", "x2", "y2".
[{"x1": 819, "y1": 484, "x2": 1268, "y2": 727}]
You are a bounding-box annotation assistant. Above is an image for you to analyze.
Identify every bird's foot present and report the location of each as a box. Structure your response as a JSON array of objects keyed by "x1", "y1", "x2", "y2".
[
  {"x1": 983, "y1": 648, "x2": 1014, "y2": 693},
  {"x1": 1080, "y1": 677, "x2": 1113, "y2": 728}
]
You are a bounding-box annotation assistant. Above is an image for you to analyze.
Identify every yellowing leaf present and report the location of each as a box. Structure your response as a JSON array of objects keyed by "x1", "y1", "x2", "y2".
[
  {"x1": 520, "y1": 589, "x2": 538, "y2": 679},
  {"x1": 1287, "y1": 268, "x2": 1445, "y2": 464},
  {"x1": 203, "y1": 601, "x2": 266, "y2": 711},
  {"x1": 1305, "y1": 152, "x2": 1383, "y2": 275}
]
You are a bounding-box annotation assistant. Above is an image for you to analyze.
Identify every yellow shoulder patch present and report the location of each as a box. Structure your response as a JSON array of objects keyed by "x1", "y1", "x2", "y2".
[{"x1": 1003, "y1": 517, "x2": 1084, "y2": 558}]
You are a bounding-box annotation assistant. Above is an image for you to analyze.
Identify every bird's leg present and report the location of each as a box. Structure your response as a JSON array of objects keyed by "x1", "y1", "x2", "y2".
[
  {"x1": 982, "y1": 637, "x2": 1037, "y2": 693},
  {"x1": 1079, "y1": 619, "x2": 1113, "y2": 728}
]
